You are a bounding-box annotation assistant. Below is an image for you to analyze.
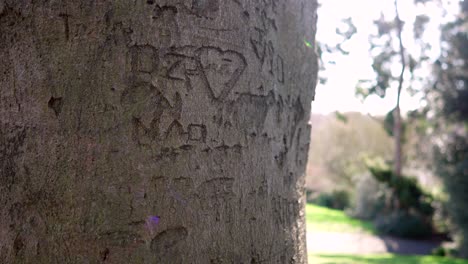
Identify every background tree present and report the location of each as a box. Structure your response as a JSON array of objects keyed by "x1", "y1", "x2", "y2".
[
  {"x1": 356, "y1": 0, "x2": 432, "y2": 177},
  {"x1": 0, "y1": 1, "x2": 318, "y2": 262},
  {"x1": 427, "y1": 0, "x2": 468, "y2": 257}
]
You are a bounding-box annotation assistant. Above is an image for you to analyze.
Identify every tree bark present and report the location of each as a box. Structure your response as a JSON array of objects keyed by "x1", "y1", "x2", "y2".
[{"x1": 0, "y1": 0, "x2": 318, "y2": 263}]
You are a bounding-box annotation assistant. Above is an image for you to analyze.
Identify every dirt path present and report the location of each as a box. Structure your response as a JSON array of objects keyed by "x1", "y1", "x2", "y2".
[{"x1": 307, "y1": 231, "x2": 442, "y2": 255}]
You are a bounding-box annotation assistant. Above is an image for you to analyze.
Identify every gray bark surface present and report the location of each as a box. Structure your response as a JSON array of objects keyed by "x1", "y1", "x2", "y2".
[{"x1": 0, "y1": 0, "x2": 318, "y2": 263}]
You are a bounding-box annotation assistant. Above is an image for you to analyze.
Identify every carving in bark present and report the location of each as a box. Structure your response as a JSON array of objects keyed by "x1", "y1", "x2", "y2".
[{"x1": 0, "y1": 0, "x2": 318, "y2": 263}]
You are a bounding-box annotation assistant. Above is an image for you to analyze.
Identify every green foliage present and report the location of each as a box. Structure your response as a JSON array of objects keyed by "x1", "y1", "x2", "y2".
[
  {"x1": 432, "y1": 1, "x2": 468, "y2": 123},
  {"x1": 350, "y1": 173, "x2": 387, "y2": 220},
  {"x1": 309, "y1": 253, "x2": 468, "y2": 264},
  {"x1": 357, "y1": 3, "x2": 431, "y2": 101},
  {"x1": 310, "y1": 190, "x2": 351, "y2": 210},
  {"x1": 432, "y1": 246, "x2": 447, "y2": 257},
  {"x1": 374, "y1": 210, "x2": 432, "y2": 239},
  {"x1": 334, "y1": 111, "x2": 348, "y2": 123},
  {"x1": 432, "y1": 196, "x2": 451, "y2": 234},
  {"x1": 306, "y1": 204, "x2": 376, "y2": 234},
  {"x1": 366, "y1": 160, "x2": 434, "y2": 216},
  {"x1": 428, "y1": 0, "x2": 468, "y2": 257},
  {"x1": 363, "y1": 159, "x2": 435, "y2": 238},
  {"x1": 435, "y1": 134, "x2": 468, "y2": 257},
  {"x1": 432, "y1": 246, "x2": 459, "y2": 258},
  {"x1": 356, "y1": 13, "x2": 397, "y2": 100}
]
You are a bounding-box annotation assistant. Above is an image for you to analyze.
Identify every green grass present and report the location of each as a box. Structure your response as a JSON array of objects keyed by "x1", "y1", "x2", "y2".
[
  {"x1": 306, "y1": 203, "x2": 376, "y2": 234},
  {"x1": 309, "y1": 253, "x2": 468, "y2": 264},
  {"x1": 305, "y1": 204, "x2": 468, "y2": 263}
]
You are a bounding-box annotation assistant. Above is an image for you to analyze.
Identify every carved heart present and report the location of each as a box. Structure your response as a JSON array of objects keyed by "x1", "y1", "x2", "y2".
[{"x1": 196, "y1": 47, "x2": 246, "y2": 100}]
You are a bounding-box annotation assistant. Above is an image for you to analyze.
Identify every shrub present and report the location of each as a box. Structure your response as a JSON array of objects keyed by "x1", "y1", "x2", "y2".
[
  {"x1": 366, "y1": 160, "x2": 434, "y2": 218},
  {"x1": 349, "y1": 173, "x2": 386, "y2": 220},
  {"x1": 432, "y1": 245, "x2": 459, "y2": 258},
  {"x1": 311, "y1": 189, "x2": 351, "y2": 210},
  {"x1": 360, "y1": 158, "x2": 436, "y2": 238},
  {"x1": 432, "y1": 246, "x2": 447, "y2": 257},
  {"x1": 374, "y1": 210, "x2": 432, "y2": 239},
  {"x1": 435, "y1": 133, "x2": 468, "y2": 258}
]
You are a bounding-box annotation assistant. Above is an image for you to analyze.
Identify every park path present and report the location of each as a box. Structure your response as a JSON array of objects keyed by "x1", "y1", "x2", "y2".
[{"x1": 307, "y1": 231, "x2": 442, "y2": 255}]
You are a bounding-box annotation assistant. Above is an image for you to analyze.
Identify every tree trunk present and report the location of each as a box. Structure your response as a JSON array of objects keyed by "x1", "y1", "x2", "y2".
[
  {"x1": 393, "y1": 105, "x2": 402, "y2": 177},
  {"x1": 0, "y1": 1, "x2": 318, "y2": 263},
  {"x1": 393, "y1": 0, "x2": 405, "y2": 177}
]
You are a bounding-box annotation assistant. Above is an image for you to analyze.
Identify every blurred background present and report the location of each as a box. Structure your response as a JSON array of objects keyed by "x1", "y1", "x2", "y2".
[{"x1": 305, "y1": 0, "x2": 468, "y2": 263}]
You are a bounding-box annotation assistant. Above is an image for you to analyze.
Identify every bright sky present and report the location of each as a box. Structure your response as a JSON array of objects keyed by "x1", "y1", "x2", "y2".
[{"x1": 312, "y1": 0, "x2": 459, "y2": 116}]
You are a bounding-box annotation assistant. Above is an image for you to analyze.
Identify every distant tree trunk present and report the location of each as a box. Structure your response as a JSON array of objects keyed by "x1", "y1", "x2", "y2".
[
  {"x1": 0, "y1": 1, "x2": 318, "y2": 263},
  {"x1": 393, "y1": 106, "x2": 402, "y2": 176},
  {"x1": 393, "y1": 0, "x2": 405, "y2": 177}
]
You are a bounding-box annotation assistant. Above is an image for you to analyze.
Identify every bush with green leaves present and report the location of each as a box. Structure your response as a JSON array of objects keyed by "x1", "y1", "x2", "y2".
[
  {"x1": 374, "y1": 210, "x2": 433, "y2": 239},
  {"x1": 435, "y1": 134, "x2": 468, "y2": 257},
  {"x1": 367, "y1": 160, "x2": 434, "y2": 215},
  {"x1": 349, "y1": 173, "x2": 386, "y2": 220},
  {"x1": 432, "y1": 245, "x2": 459, "y2": 258},
  {"x1": 310, "y1": 189, "x2": 351, "y2": 210},
  {"x1": 362, "y1": 158, "x2": 435, "y2": 238}
]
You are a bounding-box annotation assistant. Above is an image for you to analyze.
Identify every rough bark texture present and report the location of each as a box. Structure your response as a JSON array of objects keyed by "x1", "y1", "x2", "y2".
[{"x1": 0, "y1": 0, "x2": 317, "y2": 263}]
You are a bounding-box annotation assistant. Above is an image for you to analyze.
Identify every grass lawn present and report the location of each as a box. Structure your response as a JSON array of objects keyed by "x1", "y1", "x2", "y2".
[
  {"x1": 306, "y1": 203, "x2": 376, "y2": 234},
  {"x1": 305, "y1": 204, "x2": 468, "y2": 263},
  {"x1": 309, "y1": 253, "x2": 468, "y2": 264}
]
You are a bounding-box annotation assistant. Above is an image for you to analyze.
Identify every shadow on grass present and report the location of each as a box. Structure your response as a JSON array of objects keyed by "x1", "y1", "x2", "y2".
[
  {"x1": 378, "y1": 236, "x2": 442, "y2": 255},
  {"x1": 309, "y1": 254, "x2": 468, "y2": 264}
]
